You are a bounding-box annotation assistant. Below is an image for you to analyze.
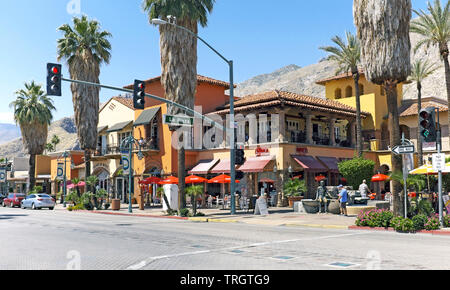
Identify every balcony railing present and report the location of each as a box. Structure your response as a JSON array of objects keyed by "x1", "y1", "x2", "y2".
[{"x1": 138, "y1": 137, "x2": 159, "y2": 151}]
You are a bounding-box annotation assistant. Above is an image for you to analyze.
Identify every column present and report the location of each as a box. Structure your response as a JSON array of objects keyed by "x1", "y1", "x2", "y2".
[
  {"x1": 329, "y1": 117, "x2": 337, "y2": 146},
  {"x1": 274, "y1": 109, "x2": 286, "y2": 143},
  {"x1": 348, "y1": 120, "x2": 357, "y2": 147},
  {"x1": 305, "y1": 113, "x2": 313, "y2": 144}
]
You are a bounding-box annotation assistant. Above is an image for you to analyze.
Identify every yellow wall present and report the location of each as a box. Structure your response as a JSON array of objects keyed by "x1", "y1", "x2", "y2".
[{"x1": 35, "y1": 155, "x2": 51, "y2": 176}]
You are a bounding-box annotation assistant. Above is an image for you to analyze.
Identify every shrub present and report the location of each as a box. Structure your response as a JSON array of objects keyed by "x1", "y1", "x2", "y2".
[
  {"x1": 67, "y1": 206, "x2": 73, "y2": 211},
  {"x1": 444, "y1": 215, "x2": 450, "y2": 228},
  {"x1": 391, "y1": 216, "x2": 415, "y2": 233},
  {"x1": 284, "y1": 179, "x2": 307, "y2": 197},
  {"x1": 417, "y1": 199, "x2": 434, "y2": 217},
  {"x1": 194, "y1": 211, "x2": 205, "y2": 217},
  {"x1": 179, "y1": 208, "x2": 190, "y2": 217},
  {"x1": 355, "y1": 209, "x2": 393, "y2": 228},
  {"x1": 424, "y1": 215, "x2": 440, "y2": 231},
  {"x1": 412, "y1": 214, "x2": 428, "y2": 231},
  {"x1": 338, "y1": 158, "x2": 375, "y2": 190}
]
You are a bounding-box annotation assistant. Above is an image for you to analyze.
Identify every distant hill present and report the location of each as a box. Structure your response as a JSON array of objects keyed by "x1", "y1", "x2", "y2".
[
  {"x1": 0, "y1": 117, "x2": 79, "y2": 160},
  {"x1": 235, "y1": 31, "x2": 447, "y2": 103},
  {"x1": 0, "y1": 124, "x2": 21, "y2": 145}
]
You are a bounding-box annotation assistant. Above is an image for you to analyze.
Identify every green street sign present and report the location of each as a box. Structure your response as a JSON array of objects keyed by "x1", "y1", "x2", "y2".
[{"x1": 163, "y1": 114, "x2": 194, "y2": 127}]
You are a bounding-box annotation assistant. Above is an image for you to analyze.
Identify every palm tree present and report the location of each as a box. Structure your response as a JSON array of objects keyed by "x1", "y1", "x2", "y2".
[
  {"x1": 186, "y1": 184, "x2": 203, "y2": 216},
  {"x1": 410, "y1": 0, "x2": 450, "y2": 146},
  {"x1": 354, "y1": 0, "x2": 412, "y2": 216},
  {"x1": 10, "y1": 81, "x2": 55, "y2": 192},
  {"x1": 56, "y1": 15, "x2": 112, "y2": 190},
  {"x1": 143, "y1": 0, "x2": 215, "y2": 213},
  {"x1": 320, "y1": 32, "x2": 363, "y2": 157},
  {"x1": 408, "y1": 59, "x2": 440, "y2": 166}
]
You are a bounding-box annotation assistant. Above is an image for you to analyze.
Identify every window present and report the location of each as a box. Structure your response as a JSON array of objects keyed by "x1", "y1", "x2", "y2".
[
  {"x1": 335, "y1": 88, "x2": 342, "y2": 99},
  {"x1": 345, "y1": 86, "x2": 353, "y2": 98}
]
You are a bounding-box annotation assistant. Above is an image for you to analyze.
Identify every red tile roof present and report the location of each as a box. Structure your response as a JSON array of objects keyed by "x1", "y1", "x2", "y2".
[
  {"x1": 316, "y1": 69, "x2": 366, "y2": 85},
  {"x1": 124, "y1": 75, "x2": 233, "y2": 90},
  {"x1": 112, "y1": 97, "x2": 135, "y2": 110},
  {"x1": 399, "y1": 98, "x2": 448, "y2": 117}
]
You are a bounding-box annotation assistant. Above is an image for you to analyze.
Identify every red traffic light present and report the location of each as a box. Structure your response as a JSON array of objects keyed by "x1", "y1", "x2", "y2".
[
  {"x1": 51, "y1": 66, "x2": 60, "y2": 74},
  {"x1": 420, "y1": 111, "x2": 429, "y2": 119}
]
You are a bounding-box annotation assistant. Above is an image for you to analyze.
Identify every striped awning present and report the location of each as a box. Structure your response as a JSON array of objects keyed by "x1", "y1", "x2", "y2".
[
  {"x1": 238, "y1": 156, "x2": 275, "y2": 173},
  {"x1": 188, "y1": 159, "x2": 220, "y2": 175},
  {"x1": 291, "y1": 155, "x2": 327, "y2": 172}
]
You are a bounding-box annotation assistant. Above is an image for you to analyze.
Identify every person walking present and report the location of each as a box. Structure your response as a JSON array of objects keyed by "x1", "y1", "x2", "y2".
[
  {"x1": 338, "y1": 185, "x2": 348, "y2": 216},
  {"x1": 359, "y1": 180, "x2": 372, "y2": 199}
]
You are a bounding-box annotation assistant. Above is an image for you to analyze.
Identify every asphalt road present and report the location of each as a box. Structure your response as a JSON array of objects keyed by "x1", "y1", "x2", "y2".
[{"x1": 1, "y1": 207, "x2": 450, "y2": 270}]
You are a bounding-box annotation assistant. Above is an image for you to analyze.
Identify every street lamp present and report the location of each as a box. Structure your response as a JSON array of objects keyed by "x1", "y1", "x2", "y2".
[
  {"x1": 151, "y1": 18, "x2": 237, "y2": 214},
  {"x1": 61, "y1": 151, "x2": 70, "y2": 208}
]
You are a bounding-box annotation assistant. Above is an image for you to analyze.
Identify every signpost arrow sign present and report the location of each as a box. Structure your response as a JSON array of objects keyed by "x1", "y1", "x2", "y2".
[{"x1": 392, "y1": 145, "x2": 415, "y2": 155}]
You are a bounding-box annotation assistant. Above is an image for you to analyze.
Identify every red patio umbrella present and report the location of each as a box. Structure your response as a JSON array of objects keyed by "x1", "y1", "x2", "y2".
[
  {"x1": 371, "y1": 174, "x2": 390, "y2": 182},
  {"x1": 315, "y1": 175, "x2": 327, "y2": 182},
  {"x1": 185, "y1": 175, "x2": 208, "y2": 184},
  {"x1": 139, "y1": 176, "x2": 161, "y2": 185},
  {"x1": 159, "y1": 176, "x2": 179, "y2": 185},
  {"x1": 208, "y1": 174, "x2": 240, "y2": 184},
  {"x1": 292, "y1": 175, "x2": 303, "y2": 179}
]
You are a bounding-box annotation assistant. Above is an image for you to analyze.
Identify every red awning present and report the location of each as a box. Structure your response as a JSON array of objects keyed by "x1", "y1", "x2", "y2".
[
  {"x1": 188, "y1": 159, "x2": 220, "y2": 175},
  {"x1": 238, "y1": 156, "x2": 275, "y2": 173},
  {"x1": 317, "y1": 156, "x2": 339, "y2": 173},
  {"x1": 292, "y1": 155, "x2": 327, "y2": 172}
]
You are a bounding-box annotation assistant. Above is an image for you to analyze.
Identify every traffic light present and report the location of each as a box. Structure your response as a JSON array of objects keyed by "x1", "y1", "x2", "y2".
[
  {"x1": 235, "y1": 148, "x2": 245, "y2": 165},
  {"x1": 419, "y1": 108, "x2": 437, "y2": 143},
  {"x1": 46, "y1": 63, "x2": 62, "y2": 96},
  {"x1": 133, "y1": 80, "x2": 146, "y2": 109}
]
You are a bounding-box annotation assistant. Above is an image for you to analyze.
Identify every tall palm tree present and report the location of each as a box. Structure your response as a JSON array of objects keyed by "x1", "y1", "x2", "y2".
[
  {"x1": 408, "y1": 59, "x2": 440, "y2": 166},
  {"x1": 56, "y1": 15, "x2": 112, "y2": 190},
  {"x1": 10, "y1": 81, "x2": 56, "y2": 192},
  {"x1": 143, "y1": 0, "x2": 215, "y2": 213},
  {"x1": 320, "y1": 32, "x2": 363, "y2": 157},
  {"x1": 354, "y1": 0, "x2": 412, "y2": 216},
  {"x1": 410, "y1": 0, "x2": 450, "y2": 146}
]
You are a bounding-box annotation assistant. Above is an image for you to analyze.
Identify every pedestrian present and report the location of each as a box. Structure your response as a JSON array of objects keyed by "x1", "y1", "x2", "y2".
[
  {"x1": 359, "y1": 180, "x2": 372, "y2": 199},
  {"x1": 338, "y1": 185, "x2": 348, "y2": 216}
]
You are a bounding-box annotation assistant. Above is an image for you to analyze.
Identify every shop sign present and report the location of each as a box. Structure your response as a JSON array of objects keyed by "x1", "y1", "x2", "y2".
[
  {"x1": 57, "y1": 163, "x2": 64, "y2": 178},
  {"x1": 255, "y1": 147, "x2": 270, "y2": 157},
  {"x1": 296, "y1": 147, "x2": 308, "y2": 155}
]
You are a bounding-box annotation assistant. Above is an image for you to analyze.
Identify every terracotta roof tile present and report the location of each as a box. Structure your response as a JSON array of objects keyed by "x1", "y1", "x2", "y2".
[
  {"x1": 316, "y1": 69, "x2": 365, "y2": 85},
  {"x1": 400, "y1": 99, "x2": 448, "y2": 117},
  {"x1": 124, "y1": 75, "x2": 233, "y2": 89},
  {"x1": 112, "y1": 97, "x2": 135, "y2": 110}
]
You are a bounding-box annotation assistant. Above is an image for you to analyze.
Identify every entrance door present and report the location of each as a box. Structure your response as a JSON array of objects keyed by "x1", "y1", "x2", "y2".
[{"x1": 116, "y1": 178, "x2": 123, "y2": 201}]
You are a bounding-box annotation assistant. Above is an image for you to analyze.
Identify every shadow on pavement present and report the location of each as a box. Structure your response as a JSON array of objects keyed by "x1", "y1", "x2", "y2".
[{"x1": 0, "y1": 214, "x2": 29, "y2": 220}]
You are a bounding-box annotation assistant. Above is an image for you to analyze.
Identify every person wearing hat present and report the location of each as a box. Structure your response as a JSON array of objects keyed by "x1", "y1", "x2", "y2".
[{"x1": 338, "y1": 185, "x2": 348, "y2": 216}]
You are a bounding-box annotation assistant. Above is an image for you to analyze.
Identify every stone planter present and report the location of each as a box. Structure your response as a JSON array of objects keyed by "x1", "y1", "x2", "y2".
[
  {"x1": 302, "y1": 199, "x2": 319, "y2": 214},
  {"x1": 288, "y1": 196, "x2": 304, "y2": 208},
  {"x1": 328, "y1": 200, "x2": 341, "y2": 215}
]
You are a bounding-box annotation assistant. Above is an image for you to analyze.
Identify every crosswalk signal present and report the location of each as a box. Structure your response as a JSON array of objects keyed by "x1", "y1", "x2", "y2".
[
  {"x1": 419, "y1": 108, "x2": 437, "y2": 143},
  {"x1": 133, "y1": 80, "x2": 146, "y2": 109},
  {"x1": 46, "y1": 63, "x2": 62, "y2": 96}
]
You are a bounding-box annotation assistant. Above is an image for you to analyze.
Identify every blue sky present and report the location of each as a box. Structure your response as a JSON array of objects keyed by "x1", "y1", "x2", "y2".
[{"x1": 0, "y1": 0, "x2": 430, "y2": 124}]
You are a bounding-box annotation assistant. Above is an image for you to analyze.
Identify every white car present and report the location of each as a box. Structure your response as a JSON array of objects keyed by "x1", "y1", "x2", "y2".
[{"x1": 21, "y1": 194, "x2": 55, "y2": 210}]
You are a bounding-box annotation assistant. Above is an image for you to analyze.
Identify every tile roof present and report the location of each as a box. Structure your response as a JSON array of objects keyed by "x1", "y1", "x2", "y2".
[
  {"x1": 211, "y1": 90, "x2": 370, "y2": 118},
  {"x1": 123, "y1": 75, "x2": 233, "y2": 90},
  {"x1": 112, "y1": 97, "x2": 135, "y2": 110},
  {"x1": 316, "y1": 69, "x2": 366, "y2": 85},
  {"x1": 399, "y1": 98, "x2": 448, "y2": 117}
]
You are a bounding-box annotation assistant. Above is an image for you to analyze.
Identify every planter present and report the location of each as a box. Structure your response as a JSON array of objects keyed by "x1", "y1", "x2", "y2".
[
  {"x1": 328, "y1": 200, "x2": 341, "y2": 215},
  {"x1": 302, "y1": 199, "x2": 319, "y2": 214},
  {"x1": 288, "y1": 196, "x2": 304, "y2": 208},
  {"x1": 111, "y1": 199, "x2": 120, "y2": 211}
]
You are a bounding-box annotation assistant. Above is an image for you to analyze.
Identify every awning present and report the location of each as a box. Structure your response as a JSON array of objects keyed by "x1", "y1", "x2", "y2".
[
  {"x1": 134, "y1": 107, "x2": 161, "y2": 127},
  {"x1": 239, "y1": 156, "x2": 275, "y2": 173},
  {"x1": 107, "y1": 121, "x2": 133, "y2": 133},
  {"x1": 188, "y1": 159, "x2": 220, "y2": 175},
  {"x1": 317, "y1": 156, "x2": 339, "y2": 173},
  {"x1": 97, "y1": 126, "x2": 108, "y2": 134},
  {"x1": 210, "y1": 159, "x2": 237, "y2": 174},
  {"x1": 291, "y1": 155, "x2": 327, "y2": 172}
]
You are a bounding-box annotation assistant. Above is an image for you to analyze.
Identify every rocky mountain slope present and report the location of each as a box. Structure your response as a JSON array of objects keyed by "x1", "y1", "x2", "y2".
[{"x1": 0, "y1": 124, "x2": 21, "y2": 145}]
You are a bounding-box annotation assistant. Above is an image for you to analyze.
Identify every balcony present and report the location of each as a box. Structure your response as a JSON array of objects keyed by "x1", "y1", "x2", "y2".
[{"x1": 137, "y1": 137, "x2": 160, "y2": 152}]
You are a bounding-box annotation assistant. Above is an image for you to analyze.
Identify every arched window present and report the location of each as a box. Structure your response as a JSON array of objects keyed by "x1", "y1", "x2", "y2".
[
  {"x1": 359, "y1": 84, "x2": 364, "y2": 95},
  {"x1": 335, "y1": 88, "x2": 342, "y2": 99},
  {"x1": 345, "y1": 86, "x2": 353, "y2": 98}
]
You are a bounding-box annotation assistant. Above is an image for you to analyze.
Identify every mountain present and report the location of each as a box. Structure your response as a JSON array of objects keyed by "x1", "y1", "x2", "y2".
[
  {"x1": 0, "y1": 124, "x2": 21, "y2": 145},
  {"x1": 0, "y1": 117, "x2": 78, "y2": 160},
  {"x1": 235, "y1": 32, "x2": 447, "y2": 103}
]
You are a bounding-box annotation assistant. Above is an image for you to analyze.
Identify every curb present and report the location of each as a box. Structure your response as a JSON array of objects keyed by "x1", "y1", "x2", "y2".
[
  {"x1": 349, "y1": 226, "x2": 450, "y2": 236},
  {"x1": 285, "y1": 223, "x2": 350, "y2": 230},
  {"x1": 71, "y1": 210, "x2": 189, "y2": 220},
  {"x1": 187, "y1": 217, "x2": 240, "y2": 223}
]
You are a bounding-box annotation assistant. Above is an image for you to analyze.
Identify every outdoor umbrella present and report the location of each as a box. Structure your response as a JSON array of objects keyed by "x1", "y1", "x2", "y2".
[
  {"x1": 315, "y1": 175, "x2": 326, "y2": 182},
  {"x1": 208, "y1": 174, "x2": 240, "y2": 184},
  {"x1": 159, "y1": 176, "x2": 179, "y2": 185},
  {"x1": 185, "y1": 175, "x2": 208, "y2": 184},
  {"x1": 292, "y1": 175, "x2": 303, "y2": 179},
  {"x1": 139, "y1": 176, "x2": 162, "y2": 185},
  {"x1": 371, "y1": 174, "x2": 390, "y2": 182}
]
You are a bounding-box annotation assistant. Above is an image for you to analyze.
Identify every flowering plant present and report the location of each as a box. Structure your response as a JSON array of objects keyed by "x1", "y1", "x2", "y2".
[
  {"x1": 424, "y1": 215, "x2": 440, "y2": 231},
  {"x1": 355, "y1": 209, "x2": 393, "y2": 228}
]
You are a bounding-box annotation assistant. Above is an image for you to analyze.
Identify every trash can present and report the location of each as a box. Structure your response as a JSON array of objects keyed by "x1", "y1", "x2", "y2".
[{"x1": 111, "y1": 199, "x2": 120, "y2": 211}]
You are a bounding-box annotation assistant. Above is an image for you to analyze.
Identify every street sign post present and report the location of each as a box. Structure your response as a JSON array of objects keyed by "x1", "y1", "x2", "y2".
[
  {"x1": 392, "y1": 145, "x2": 415, "y2": 155},
  {"x1": 163, "y1": 114, "x2": 194, "y2": 127},
  {"x1": 432, "y1": 153, "x2": 446, "y2": 172}
]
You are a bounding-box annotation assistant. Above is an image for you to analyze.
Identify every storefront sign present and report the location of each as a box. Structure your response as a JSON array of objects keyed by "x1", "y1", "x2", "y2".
[
  {"x1": 296, "y1": 147, "x2": 308, "y2": 155},
  {"x1": 255, "y1": 147, "x2": 270, "y2": 157}
]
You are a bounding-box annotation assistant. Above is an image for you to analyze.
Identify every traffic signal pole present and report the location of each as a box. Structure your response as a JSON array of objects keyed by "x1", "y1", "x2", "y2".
[{"x1": 436, "y1": 108, "x2": 443, "y2": 227}]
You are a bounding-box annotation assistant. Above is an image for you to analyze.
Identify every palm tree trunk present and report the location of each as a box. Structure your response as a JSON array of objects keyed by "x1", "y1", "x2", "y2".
[
  {"x1": 28, "y1": 154, "x2": 36, "y2": 193},
  {"x1": 353, "y1": 71, "x2": 363, "y2": 157},
  {"x1": 442, "y1": 48, "x2": 450, "y2": 148},
  {"x1": 417, "y1": 82, "x2": 423, "y2": 166},
  {"x1": 178, "y1": 147, "x2": 186, "y2": 212},
  {"x1": 385, "y1": 80, "x2": 404, "y2": 216},
  {"x1": 85, "y1": 149, "x2": 91, "y2": 191}
]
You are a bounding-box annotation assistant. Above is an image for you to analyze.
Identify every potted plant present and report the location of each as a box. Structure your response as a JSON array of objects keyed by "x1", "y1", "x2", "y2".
[{"x1": 284, "y1": 179, "x2": 307, "y2": 208}]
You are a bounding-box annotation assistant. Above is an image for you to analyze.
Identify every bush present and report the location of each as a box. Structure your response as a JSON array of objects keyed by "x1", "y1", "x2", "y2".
[
  {"x1": 444, "y1": 215, "x2": 450, "y2": 228},
  {"x1": 194, "y1": 211, "x2": 205, "y2": 217},
  {"x1": 412, "y1": 214, "x2": 428, "y2": 231},
  {"x1": 391, "y1": 216, "x2": 415, "y2": 233},
  {"x1": 338, "y1": 158, "x2": 375, "y2": 190},
  {"x1": 179, "y1": 208, "x2": 190, "y2": 217},
  {"x1": 355, "y1": 209, "x2": 393, "y2": 228},
  {"x1": 424, "y1": 215, "x2": 440, "y2": 231}
]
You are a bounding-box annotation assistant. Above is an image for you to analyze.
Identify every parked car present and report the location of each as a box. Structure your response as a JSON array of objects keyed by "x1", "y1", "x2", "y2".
[
  {"x1": 2, "y1": 193, "x2": 26, "y2": 208},
  {"x1": 21, "y1": 194, "x2": 55, "y2": 210}
]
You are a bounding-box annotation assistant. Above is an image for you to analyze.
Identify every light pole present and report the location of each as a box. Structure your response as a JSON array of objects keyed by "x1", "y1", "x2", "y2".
[
  {"x1": 151, "y1": 18, "x2": 237, "y2": 214},
  {"x1": 61, "y1": 151, "x2": 70, "y2": 208}
]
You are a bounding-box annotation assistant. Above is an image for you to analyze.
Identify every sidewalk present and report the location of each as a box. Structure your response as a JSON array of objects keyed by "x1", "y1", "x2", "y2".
[{"x1": 54, "y1": 203, "x2": 356, "y2": 229}]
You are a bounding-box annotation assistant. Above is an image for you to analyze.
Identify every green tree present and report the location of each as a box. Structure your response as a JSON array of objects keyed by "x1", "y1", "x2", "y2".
[
  {"x1": 338, "y1": 158, "x2": 375, "y2": 190},
  {"x1": 354, "y1": 0, "x2": 412, "y2": 216},
  {"x1": 320, "y1": 31, "x2": 363, "y2": 157},
  {"x1": 410, "y1": 0, "x2": 450, "y2": 146},
  {"x1": 408, "y1": 59, "x2": 440, "y2": 166},
  {"x1": 10, "y1": 81, "x2": 55, "y2": 192},
  {"x1": 283, "y1": 179, "x2": 307, "y2": 197},
  {"x1": 185, "y1": 184, "x2": 203, "y2": 216},
  {"x1": 143, "y1": 0, "x2": 215, "y2": 214},
  {"x1": 57, "y1": 15, "x2": 112, "y2": 185}
]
